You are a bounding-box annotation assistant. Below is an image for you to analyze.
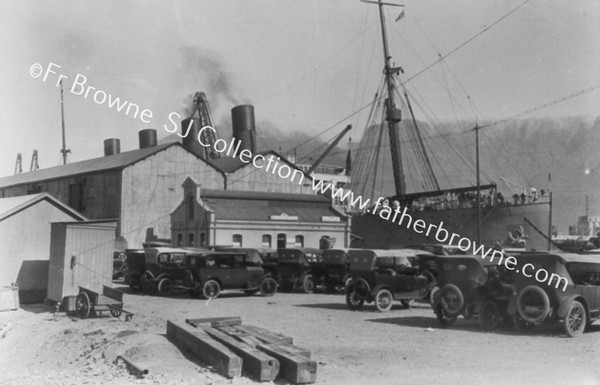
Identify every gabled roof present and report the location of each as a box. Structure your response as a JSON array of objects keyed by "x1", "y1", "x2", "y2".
[
  {"x1": 0, "y1": 193, "x2": 87, "y2": 222},
  {"x1": 208, "y1": 150, "x2": 308, "y2": 175},
  {"x1": 0, "y1": 142, "x2": 218, "y2": 189},
  {"x1": 199, "y1": 188, "x2": 346, "y2": 223}
]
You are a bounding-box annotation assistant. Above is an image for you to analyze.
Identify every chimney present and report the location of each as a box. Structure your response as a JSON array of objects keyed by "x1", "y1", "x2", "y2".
[
  {"x1": 231, "y1": 105, "x2": 256, "y2": 155},
  {"x1": 103, "y1": 138, "x2": 121, "y2": 156},
  {"x1": 138, "y1": 129, "x2": 157, "y2": 149}
]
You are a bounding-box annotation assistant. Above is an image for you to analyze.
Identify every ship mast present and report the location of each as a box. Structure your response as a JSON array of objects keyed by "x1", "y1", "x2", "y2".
[{"x1": 373, "y1": 0, "x2": 406, "y2": 196}]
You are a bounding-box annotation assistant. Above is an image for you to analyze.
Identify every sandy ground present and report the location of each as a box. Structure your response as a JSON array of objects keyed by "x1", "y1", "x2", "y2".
[{"x1": 1, "y1": 284, "x2": 599, "y2": 385}]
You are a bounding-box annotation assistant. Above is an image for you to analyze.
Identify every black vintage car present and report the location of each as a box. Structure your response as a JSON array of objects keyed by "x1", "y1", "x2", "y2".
[
  {"x1": 276, "y1": 248, "x2": 323, "y2": 293},
  {"x1": 345, "y1": 249, "x2": 436, "y2": 312},
  {"x1": 185, "y1": 252, "x2": 278, "y2": 299},
  {"x1": 430, "y1": 255, "x2": 515, "y2": 330},
  {"x1": 139, "y1": 247, "x2": 201, "y2": 295},
  {"x1": 308, "y1": 248, "x2": 352, "y2": 292},
  {"x1": 507, "y1": 253, "x2": 600, "y2": 337},
  {"x1": 122, "y1": 249, "x2": 147, "y2": 290}
]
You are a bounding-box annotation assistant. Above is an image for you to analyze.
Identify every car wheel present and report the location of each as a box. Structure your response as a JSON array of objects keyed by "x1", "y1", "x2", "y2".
[
  {"x1": 202, "y1": 280, "x2": 221, "y2": 299},
  {"x1": 429, "y1": 286, "x2": 440, "y2": 309},
  {"x1": 400, "y1": 299, "x2": 414, "y2": 309},
  {"x1": 109, "y1": 304, "x2": 123, "y2": 318},
  {"x1": 75, "y1": 291, "x2": 91, "y2": 319},
  {"x1": 158, "y1": 278, "x2": 175, "y2": 296},
  {"x1": 260, "y1": 277, "x2": 278, "y2": 297},
  {"x1": 479, "y1": 299, "x2": 501, "y2": 330},
  {"x1": 353, "y1": 278, "x2": 371, "y2": 298},
  {"x1": 183, "y1": 270, "x2": 195, "y2": 288},
  {"x1": 563, "y1": 300, "x2": 586, "y2": 338},
  {"x1": 302, "y1": 274, "x2": 315, "y2": 294},
  {"x1": 374, "y1": 289, "x2": 393, "y2": 312},
  {"x1": 435, "y1": 302, "x2": 457, "y2": 328},
  {"x1": 439, "y1": 284, "x2": 464, "y2": 315},
  {"x1": 512, "y1": 314, "x2": 535, "y2": 333},
  {"x1": 141, "y1": 272, "x2": 157, "y2": 295},
  {"x1": 346, "y1": 287, "x2": 365, "y2": 310},
  {"x1": 516, "y1": 285, "x2": 550, "y2": 324}
]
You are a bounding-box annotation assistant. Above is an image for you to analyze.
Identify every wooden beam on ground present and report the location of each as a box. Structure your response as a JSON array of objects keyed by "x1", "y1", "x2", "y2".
[
  {"x1": 166, "y1": 320, "x2": 242, "y2": 379},
  {"x1": 257, "y1": 344, "x2": 317, "y2": 384},
  {"x1": 200, "y1": 326, "x2": 280, "y2": 382},
  {"x1": 224, "y1": 325, "x2": 312, "y2": 359},
  {"x1": 185, "y1": 316, "x2": 242, "y2": 327},
  {"x1": 235, "y1": 324, "x2": 294, "y2": 344}
]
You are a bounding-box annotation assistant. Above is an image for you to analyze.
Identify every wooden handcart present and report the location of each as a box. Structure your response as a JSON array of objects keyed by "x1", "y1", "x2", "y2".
[{"x1": 75, "y1": 285, "x2": 134, "y2": 321}]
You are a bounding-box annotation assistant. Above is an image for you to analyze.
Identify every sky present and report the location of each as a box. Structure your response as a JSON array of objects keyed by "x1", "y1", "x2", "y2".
[{"x1": 0, "y1": 0, "x2": 598, "y2": 177}]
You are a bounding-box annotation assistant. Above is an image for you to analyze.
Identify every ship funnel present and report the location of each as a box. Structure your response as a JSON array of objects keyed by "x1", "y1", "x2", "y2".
[
  {"x1": 103, "y1": 138, "x2": 121, "y2": 156},
  {"x1": 138, "y1": 129, "x2": 157, "y2": 149},
  {"x1": 231, "y1": 105, "x2": 256, "y2": 154}
]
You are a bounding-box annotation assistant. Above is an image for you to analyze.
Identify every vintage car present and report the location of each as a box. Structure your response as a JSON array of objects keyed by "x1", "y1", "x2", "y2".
[
  {"x1": 430, "y1": 255, "x2": 515, "y2": 330},
  {"x1": 507, "y1": 253, "x2": 600, "y2": 337},
  {"x1": 185, "y1": 251, "x2": 278, "y2": 299},
  {"x1": 345, "y1": 249, "x2": 436, "y2": 312},
  {"x1": 307, "y1": 249, "x2": 352, "y2": 292},
  {"x1": 276, "y1": 248, "x2": 323, "y2": 293},
  {"x1": 213, "y1": 247, "x2": 278, "y2": 277},
  {"x1": 139, "y1": 247, "x2": 203, "y2": 295}
]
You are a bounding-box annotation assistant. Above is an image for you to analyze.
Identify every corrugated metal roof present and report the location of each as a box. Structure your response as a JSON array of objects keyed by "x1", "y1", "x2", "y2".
[
  {"x1": 0, "y1": 193, "x2": 86, "y2": 222},
  {"x1": 200, "y1": 189, "x2": 345, "y2": 222},
  {"x1": 0, "y1": 142, "x2": 184, "y2": 189}
]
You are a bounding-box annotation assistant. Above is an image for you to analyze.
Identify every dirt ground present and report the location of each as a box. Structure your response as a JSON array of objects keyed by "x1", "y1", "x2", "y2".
[{"x1": 1, "y1": 284, "x2": 599, "y2": 385}]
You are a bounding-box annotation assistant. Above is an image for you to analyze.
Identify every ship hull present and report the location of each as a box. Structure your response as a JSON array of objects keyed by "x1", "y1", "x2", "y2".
[{"x1": 351, "y1": 202, "x2": 551, "y2": 251}]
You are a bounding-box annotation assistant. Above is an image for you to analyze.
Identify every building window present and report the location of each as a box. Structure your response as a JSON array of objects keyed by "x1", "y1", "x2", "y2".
[
  {"x1": 188, "y1": 233, "x2": 194, "y2": 247},
  {"x1": 262, "y1": 234, "x2": 272, "y2": 248},
  {"x1": 295, "y1": 235, "x2": 304, "y2": 248},
  {"x1": 187, "y1": 194, "x2": 195, "y2": 221},
  {"x1": 177, "y1": 233, "x2": 183, "y2": 247},
  {"x1": 232, "y1": 234, "x2": 243, "y2": 247},
  {"x1": 277, "y1": 233, "x2": 287, "y2": 249}
]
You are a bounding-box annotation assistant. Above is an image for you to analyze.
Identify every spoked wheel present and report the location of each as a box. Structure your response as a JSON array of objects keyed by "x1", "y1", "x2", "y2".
[
  {"x1": 400, "y1": 299, "x2": 414, "y2": 309},
  {"x1": 563, "y1": 300, "x2": 586, "y2": 338},
  {"x1": 75, "y1": 292, "x2": 91, "y2": 319},
  {"x1": 345, "y1": 287, "x2": 365, "y2": 310},
  {"x1": 302, "y1": 274, "x2": 315, "y2": 294},
  {"x1": 158, "y1": 278, "x2": 175, "y2": 296},
  {"x1": 435, "y1": 302, "x2": 457, "y2": 328},
  {"x1": 512, "y1": 314, "x2": 535, "y2": 333},
  {"x1": 374, "y1": 289, "x2": 393, "y2": 312},
  {"x1": 183, "y1": 270, "x2": 195, "y2": 288},
  {"x1": 202, "y1": 280, "x2": 221, "y2": 299},
  {"x1": 260, "y1": 277, "x2": 278, "y2": 296},
  {"x1": 141, "y1": 272, "x2": 157, "y2": 295},
  {"x1": 109, "y1": 304, "x2": 123, "y2": 318},
  {"x1": 478, "y1": 299, "x2": 501, "y2": 330}
]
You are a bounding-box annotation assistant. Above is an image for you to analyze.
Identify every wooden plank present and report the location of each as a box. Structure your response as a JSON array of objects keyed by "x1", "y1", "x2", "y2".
[
  {"x1": 226, "y1": 325, "x2": 312, "y2": 359},
  {"x1": 200, "y1": 326, "x2": 280, "y2": 382},
  {"x1": 185, "y1": 316, "x2": 242, "y2": 327},
  {"x1": 166, "y1": 320, "x2": 242, "y2": 379},
  {"x1": 257, "y1": 344, "x2": 317, "y2": 384},
  {"x1": 237, "y1": 324, "x2": 294, "y2": 344}
]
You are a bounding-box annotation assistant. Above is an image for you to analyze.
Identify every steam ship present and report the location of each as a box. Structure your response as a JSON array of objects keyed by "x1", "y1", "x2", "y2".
[{"x1": 348, "y1": 1, "x2": 552, "y2": 251}]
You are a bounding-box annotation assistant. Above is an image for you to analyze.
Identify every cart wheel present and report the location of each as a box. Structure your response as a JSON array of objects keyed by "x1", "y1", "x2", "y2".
[
  {"x1": 158, "y1": 278, "x2": 175, "y2": 296},
  {"x1": 302, "y1": 274, "x2": 315, "y2": 294},
  {"x1": 75, "y1": 291, "x2": 91, "y2": 319},
  {"x1": 260, "y1": 277, "x2": 278, "y2": 296},
  {"x1": 479, "y1": 299, "x2": 501, "y2": 330},
  {"x1": 202, "y1": 280, "x2": 221, "y2": 299},
  {"x1": 109, "y1": 304, "x2": 123, "y2": 318}
]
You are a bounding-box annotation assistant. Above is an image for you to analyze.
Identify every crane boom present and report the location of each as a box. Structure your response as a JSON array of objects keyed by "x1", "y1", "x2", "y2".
[
  {"x1": 306, "y1": 125, "x2": 352, "y2": 175},
  {"x1": 187, "y1": 92, "x2": 221, "y2": 159}
]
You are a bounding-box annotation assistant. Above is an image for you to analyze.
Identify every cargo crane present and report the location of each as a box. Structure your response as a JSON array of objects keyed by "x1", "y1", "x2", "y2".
[
  {"x1": 186, "y1": 92, "x2": 221, "y2": 159},
  {"x1": 305, "y1": 125, "x2": 351, "y2": 175}
]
